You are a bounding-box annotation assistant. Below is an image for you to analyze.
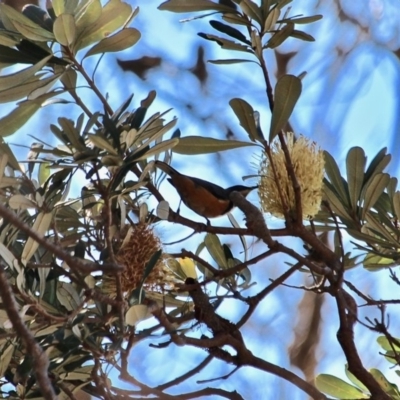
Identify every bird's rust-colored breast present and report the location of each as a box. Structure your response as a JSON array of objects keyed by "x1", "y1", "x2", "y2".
[{"x1": 168, "y1": 175, "x2": 232, "y2": 218}]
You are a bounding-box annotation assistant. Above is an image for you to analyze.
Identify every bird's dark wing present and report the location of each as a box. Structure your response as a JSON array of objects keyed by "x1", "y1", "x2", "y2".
[{"x1": 189, "y1": 176, "x2": 229, "y2": 200}]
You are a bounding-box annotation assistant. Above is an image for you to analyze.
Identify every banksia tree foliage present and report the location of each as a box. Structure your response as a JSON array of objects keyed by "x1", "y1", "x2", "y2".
[{"x1": 0, "y1": 1, "x2": 398, "y2": 400}]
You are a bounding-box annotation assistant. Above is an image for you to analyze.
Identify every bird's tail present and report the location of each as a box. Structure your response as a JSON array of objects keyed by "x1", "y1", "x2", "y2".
[{"x1": 154, "y1": 160, "x2": 179, "y2": 176}]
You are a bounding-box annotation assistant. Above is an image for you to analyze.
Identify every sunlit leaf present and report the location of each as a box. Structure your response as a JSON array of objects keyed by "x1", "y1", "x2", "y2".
[
  {"x1": 53, "y1": 13, "x2": 76, "y2": 46},
  {"x1": 315, "y1": 374, "x2": 369, "y2": 399},
  {"x1": 0, "y1": 101, "x2": 42, "y2": 137},
  {"x1": 126, "y1": 305, "x2": 151, "y2": 326},
  {"x1": 0, "y1": 55, "x2": 51, "y2": 91},
  {"x1": 0, "y1": 4, "x2": 54, "y2": 42},
  {"x1": 85, "y1": 28, "x2": 141, "y2": 57},
  {"x1": 204, "y1": 233, "x2": 228, "y2": 269},
  {"x1": 21, "y1": 211, "x2": 53, "y2": 265},
  {"x1": 74, "y1": 0, "x2": 133, "y2": 50}
]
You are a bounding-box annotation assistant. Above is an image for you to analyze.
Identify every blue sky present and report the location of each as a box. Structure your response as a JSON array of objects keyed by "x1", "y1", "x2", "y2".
[{"x1": 4, "y1": 0, "x2": 400, "y2": 398}]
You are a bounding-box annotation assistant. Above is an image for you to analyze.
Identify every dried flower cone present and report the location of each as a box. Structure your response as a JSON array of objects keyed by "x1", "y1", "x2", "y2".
[
  {"x1": 259, "y1": 133, "x2": 324, "y2": 219},
  {"x1": 103, "y1": 223, "x2": 174, "y2": 296}
]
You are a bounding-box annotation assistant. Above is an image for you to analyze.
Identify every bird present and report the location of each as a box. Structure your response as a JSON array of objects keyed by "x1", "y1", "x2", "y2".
[{"x1": 154, "y1": 160, "x2": 257, "y2": 221}]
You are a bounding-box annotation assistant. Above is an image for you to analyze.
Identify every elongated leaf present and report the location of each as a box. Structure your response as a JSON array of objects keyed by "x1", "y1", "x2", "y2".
[
  {"x1": 229, "y1": 98, "x2": 260, "y2": 142},
  {"x1": 369, "y1": 368, "x2": 400, "y2": 396},
  {"x1": 315, "y1": 374, "x2": 369, "y2": 399},
  {"x1": 269, "y1": 74, "x2": 301, "y2": 141},
  {"x1": 0, "y1": 4, "x2": 54, "y2": 41},
  {"x1": 280, "y1": 15, "x2": 323, "y2": 24},
  {"x1": 222, "y1": 13, "x2": 251, "y2": 26},
  {"x1": 209, "y1": 20, "x2": 250, "y2": 44},
  {"x1": 126, "y1": 304, "x2": 151, "y2": 326},
  {"x1": 158, "y1": 0, "x2": 236, "y2": 13},
  {"x1": 75, "y1": 0, "x2": 102, "y2": 32},
  {"x1": 85, "y1": 28, "x2": 141, "y2": 57},
  {"x1": 172, "y1": 136, "x2": 255, "y2": 155},
  {"x1": 53, "y1": 13, "x2": 76, "y2": 46},
  {"x1": 323, "y1": 181, "x2": 353, "y2": 223},
  {"x1": 198, "y1": 33, "x2": 250, "y2": 52},
  {"x1": 208, "y1": 58, "x2": 255, "y2": 65},
  {"x1": 364, "y1": 147, "x2": 390, "y2": 183},
  {"x1": 21, "y1": 211, "x2": 53, "y2": 265},
  {"x1": 9, "y1": 194, "x2": 37, "y2": 209},
  {"x1": 290, "y1": 30, "x2": 315, "y2": 41},
  {"x1": 0, "y1": 101, "x2": 41, "y2": 137},
  {"x1": 204, "y1": 233, "x2": 228, "y2": 268},
  {"x1": 264, "y1": 8, "x2": 280, "y2": 32},
  {"x1": 361, "y1": 173, "x2": 390, "y2": 220},
  {"x1": 134, "y1": 138, "x2": 179, "y2": 160},
  {"x1": 346, "y1": 147, "x2": 365, "y2": 212},
  {"x1": 239, "y1": 0, "x2": 263, "y2": 26},
  {"x1": 74, "y1": 0, "x2": 133, "y2": 50},
  {"x1": 324, "y1": 151, "x2": 350, "y2": 205},
  {"x1": 266, "y1": 22, "x2": 294, "y2": 48},
  {"x1": 0, "y1": 55, "x2": 51, "y2": 91},
  {"x1": 87, "y1": 134, "x2": 118, "y2": 155}
]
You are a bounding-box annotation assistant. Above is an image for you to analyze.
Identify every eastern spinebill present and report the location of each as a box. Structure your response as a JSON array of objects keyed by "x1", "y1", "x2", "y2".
[{"x1": 154, "y1": 161, "x2": 257, "y2": 221}]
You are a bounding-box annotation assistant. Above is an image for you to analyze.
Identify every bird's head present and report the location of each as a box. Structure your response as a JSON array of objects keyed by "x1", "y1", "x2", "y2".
[{"x1": 225, "y1": 185, "x2": 258, "y2": 197}]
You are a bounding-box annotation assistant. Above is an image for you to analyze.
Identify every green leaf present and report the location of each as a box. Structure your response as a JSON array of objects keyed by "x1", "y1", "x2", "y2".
[
  {"x1": 87, "y1": 134, "x2": 118, "y2": 155},
  {"x1": 172, "y1": 136, "x2": 256, "y2": 155},
  {"x1": 269, "y1": 74, "x2": 301, "y2": 142},
  {"x1": 266, "y1": 22, "x2": 294, "y2": 48},
  {"x1": 125, "y1": 304, "x2": 151, "y2": 326},
  {"x1": 74, "y1": 0, "x2": 133, "y2": 51},
  {"x1": 377, "y1": 336, "x2": 400, "y2": 352},
  {"x1": 0, "y1": 100, "x2": 41, "y2": 137},
  {"x1": 158, "y1": 0, "x2": 236, "y2": 13},
  {"x1": 345, "y1": 364, "x2": 369, "y2": 392},
  {"x1": 229, "y1": 98, "x2": 260, "y2": 142},
  {"x1": 52, "y1": 0, "x2": 65, "y2": 16},
  {"x1": 209, "y1": 20, "x2": 250, "y2": 44},
  {"x1": 134, "y1": 138, "x2": 179, "y2": 160},
  {"x1": 324, "y1": 151, "x2": 350, "y2": 205},
  {"x1": 290, "y1": 30, "x2": 315, "y2": 41},
  {"x1": 346, "y1": 147, "x2": 366, "y2": 212},
  {"x1": 75, "y1": 0, "x2": 102, "y2": 33},
  {"x1": 53, "y1": 13, "x2": 76, "y2": 46},
  {"x1": 21, "y1": 211, "x2": 53, "y2": 265},
  {"x1": 364, "y1": 147, "x2": 391, "y2": 183},
  {"x1": 264, "y1": 8, "x2": 280, "y2": 32},
  {"x1": 369, "y1": 368, "x2": 400, "y2": 397},
  {"x1": 315, "y1": 374, "x2": 369, "y2": 399},
  {"x1": 208, "y1": 58, "x2": 255, "y2": 65},
  {"x1": 361, "y1": 173, "x2": 390, "y2": 220},
  {"x1": 0, "y1": 4, "x2": 55, "y2": 42},
  {"x1": 239, "y1": 0, "x2": 263, "y2": 26},
  {"x1": 323, "y1": 181, "x2": 353, "y2": 223},
  {"x1": 280, "y1": 14, "x2": 323, "y2": 24},
  {"x1": 0, "y1": 55, "x2": 51, "y2": 91},
  {"x1": 222, "y1": 13, "x2": 251, "y2": 26},
  {"x1": 198, "y1": 33, "x2": 250, "y2": 52},
  {"x1": 204, "y1": 233, "x2": 228, "y2": 268},
  {"x1": 85, "y1": 27, "x2": 140, "y2": 57}
]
